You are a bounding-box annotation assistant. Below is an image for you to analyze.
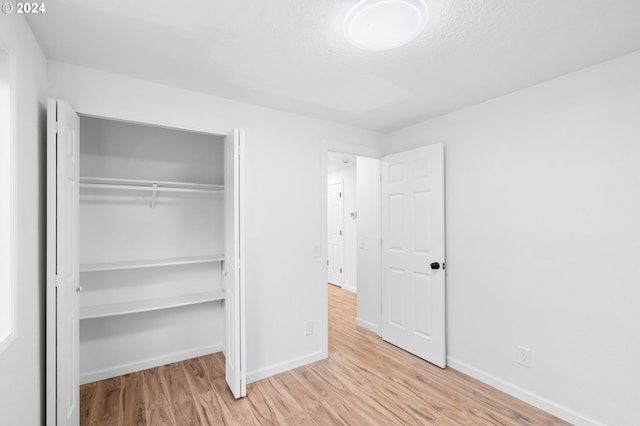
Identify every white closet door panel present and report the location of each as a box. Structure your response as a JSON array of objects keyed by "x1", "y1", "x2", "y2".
[
  {"x1": 224, "y1": 129, "x2": 246, "y2": 399},
  {"x1": 47, "y1": 98, "x2": 80, "y2": 426}
]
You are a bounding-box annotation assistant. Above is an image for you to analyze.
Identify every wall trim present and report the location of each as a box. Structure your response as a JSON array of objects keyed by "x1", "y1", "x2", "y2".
[
  {"x1": 247, "y1": 350, "x2": 326, "y2": 384},
  {"x1": 342, "y1": 285, "x2": 357, "y2": 293},
  {"x1": 80, "y1": 344, "x2": 223, "y2": 384},
  {"x1": 446, "y1": 356, "x2": 606, "y2": 426},
  {"x1": 323, "y1": 139, "x2": 383, "y2": 159},
  {"x1": 355, "y1": 317, "x2": 378, "y2": 334}
]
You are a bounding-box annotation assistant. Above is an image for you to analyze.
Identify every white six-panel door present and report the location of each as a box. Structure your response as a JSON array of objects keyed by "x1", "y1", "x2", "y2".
[
  {"x1": 47, "y1": 98, "x2": 81, "y2": 425},
  {"x1": 381, "y1": 144, "x2": 446, "y2": 368},
  {"x1": 327, "y1": 179, "x2": 344, "y2": 286}
]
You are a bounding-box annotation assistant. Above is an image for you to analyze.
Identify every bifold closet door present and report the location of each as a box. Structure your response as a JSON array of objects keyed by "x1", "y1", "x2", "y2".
[
  {"x1": 47, "y1": 98, "x2": 80, "y2": 425},
  {"x1": 224, "y1": 129, "x2": 246, "y2": 399}
]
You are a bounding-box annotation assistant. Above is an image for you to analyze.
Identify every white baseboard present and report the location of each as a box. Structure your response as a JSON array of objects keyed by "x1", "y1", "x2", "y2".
[
  {"x1": 247, "y1": 350, "x2": 326, "y2": 384},
  {"x1": 342, "y1": 285, "x2": 357, "y2": 293},
  {"x1": 355, "y1": 317, "x2": 379, "y2": 334},
  {"x1": 446, "y1": 357, "x2": 605, "y2": 426},
  {"x1": 80, "y1": 344, "x2": 223, "y2": 384}
]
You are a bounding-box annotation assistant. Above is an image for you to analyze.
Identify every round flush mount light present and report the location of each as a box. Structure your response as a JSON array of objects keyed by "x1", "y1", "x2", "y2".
[{"x1": 344, "y1": 0, "x2": 429, "y2": 51}]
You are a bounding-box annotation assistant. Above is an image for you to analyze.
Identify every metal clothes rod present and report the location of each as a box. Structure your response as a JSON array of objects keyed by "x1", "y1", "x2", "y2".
[{"x1": 79, "y1": 183, "x2": 222, "y2": 194}]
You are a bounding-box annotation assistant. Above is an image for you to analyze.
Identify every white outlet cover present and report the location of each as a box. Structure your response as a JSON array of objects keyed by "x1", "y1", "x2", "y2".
[{"x1": 517, "y1": 346, "x2": 531, "y2": 367}]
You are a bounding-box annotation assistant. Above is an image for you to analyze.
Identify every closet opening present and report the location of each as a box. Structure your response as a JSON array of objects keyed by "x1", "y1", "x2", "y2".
[
  {"x1": 77, "y1": 116, "x2": 227, "y2": 384},
  {"x1": 46, "y1": 98, "x2": 246, "y2": 424}
]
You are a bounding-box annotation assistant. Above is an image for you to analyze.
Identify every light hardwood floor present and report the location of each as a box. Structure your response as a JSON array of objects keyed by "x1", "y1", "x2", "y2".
[{"x1": 80, "y1": 284, "x2": 569, "y2": 425}]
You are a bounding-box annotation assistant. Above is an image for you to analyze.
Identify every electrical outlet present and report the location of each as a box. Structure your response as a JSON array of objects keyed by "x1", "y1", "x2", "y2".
[
  {"x1": 305, "y1": 320, "x2": 313, "y2": 336},
  {"x1": 517, "y1": 346, "x2": 531, "y2": 367}
]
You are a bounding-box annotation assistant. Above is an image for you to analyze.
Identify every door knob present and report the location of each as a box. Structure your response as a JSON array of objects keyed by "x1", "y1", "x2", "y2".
[
  {"x1": 76, "y1": 286, "x2": 83, "y2": 293},
  {"x1": 430, "y1": 262, "x2": 440, "y2": 270}
]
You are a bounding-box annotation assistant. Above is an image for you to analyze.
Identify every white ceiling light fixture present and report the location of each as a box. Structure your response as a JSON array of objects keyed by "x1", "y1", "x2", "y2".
[{"x1": 344, "y1": 0, "x2": 429, "y2": 51}]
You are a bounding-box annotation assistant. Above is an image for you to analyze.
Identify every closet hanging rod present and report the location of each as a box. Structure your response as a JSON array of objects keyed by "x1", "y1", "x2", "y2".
[
  {"x1": 80, "y1": 176, "x2": 223, "y2": 191},
  {"x1": 79, "y1": 182, "x2": 221, "y2": 194}
]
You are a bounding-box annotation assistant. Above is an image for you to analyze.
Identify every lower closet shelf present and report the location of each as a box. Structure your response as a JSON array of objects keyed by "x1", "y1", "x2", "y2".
[{"x1": 79, "y1": 290, "x2": 225, "y2": 320}]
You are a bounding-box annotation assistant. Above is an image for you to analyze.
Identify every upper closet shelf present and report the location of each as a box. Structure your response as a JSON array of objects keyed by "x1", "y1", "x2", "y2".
[
  {"x1": 80, "y1": 254, "x2": 225, "y2": 272},
  {"x1": 80, "y1": 176, "x2": 224, "y2": 206}
]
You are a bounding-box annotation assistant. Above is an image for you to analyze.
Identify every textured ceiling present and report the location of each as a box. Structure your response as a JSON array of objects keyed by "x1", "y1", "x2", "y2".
[{"x1": 26, "y1": 0, "x2": 640, "y2": 132}]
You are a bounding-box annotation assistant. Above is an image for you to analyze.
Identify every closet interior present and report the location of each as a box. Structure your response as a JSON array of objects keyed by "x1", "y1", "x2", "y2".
[{"x1": 77, "y1": 117, "x2": 226, "y2": 383}]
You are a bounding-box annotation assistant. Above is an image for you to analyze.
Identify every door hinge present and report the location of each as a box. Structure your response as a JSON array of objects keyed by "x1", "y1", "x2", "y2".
[
  {"x1": 339, "y1": 230, "x2": 342, "y2": 236},
  {"x1": 339, "y1": 192, "x2": 342, "y2": 198},
  {"x1": 327, "y1": 259, "x2": 329, "y2": 266},
  {"x1": 54, "y1": 274, "x2": 59, "y2": 287},
  {"x1": 339, "y1": 267, "x2": 342, "y2": 274},
  {"x1": 55, "y1": 121, "x2": 59, "y2": 134}
]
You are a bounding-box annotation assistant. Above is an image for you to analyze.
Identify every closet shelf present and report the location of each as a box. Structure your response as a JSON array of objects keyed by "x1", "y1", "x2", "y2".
[
  {"x1": 79, "y1": 290, "x2": 226, "y2": 320},
  {"x1": 80, "y1": 177, "x2": 224, "y2": 203},
  {"x1": 80, "y1": 254, "x2": 225, "y2": 272}
]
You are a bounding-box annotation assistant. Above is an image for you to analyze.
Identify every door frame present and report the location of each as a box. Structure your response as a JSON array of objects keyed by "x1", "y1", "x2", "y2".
[
  {"x1": 320, "y1": 140, "x2": 383, "y2": 358},
  {"x1": 320, "y1": 141, "x2": 446, "y2": 362},
  {"x1": 46, "y1": 105, "x2": 247, "y2": 424}
]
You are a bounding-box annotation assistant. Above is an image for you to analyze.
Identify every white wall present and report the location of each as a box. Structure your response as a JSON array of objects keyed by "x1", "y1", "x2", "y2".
[
  {"x1": 355, "y1": 157, "x2": 381, "y2": 334},
  {"x1": 328, "y1": 161, "x2": 357, "y2": 292},
  {"x1": 0, "y1": 15, "x2": 47, "y2": 426},
  {"x1": 47, "y1": 61, "x2": 384, "y2": 382},
  {"x1": 80, "y1": 116, "x2": 225, "y2": 184},
  {"x1": 385, "y1": 50, "x2": 640, "y2": 425}
]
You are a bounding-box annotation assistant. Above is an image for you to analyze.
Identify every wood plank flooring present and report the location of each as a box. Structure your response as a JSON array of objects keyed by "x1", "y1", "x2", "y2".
[{"x1": 80, "y1": 284, "x2": 569, "y2": 425}]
